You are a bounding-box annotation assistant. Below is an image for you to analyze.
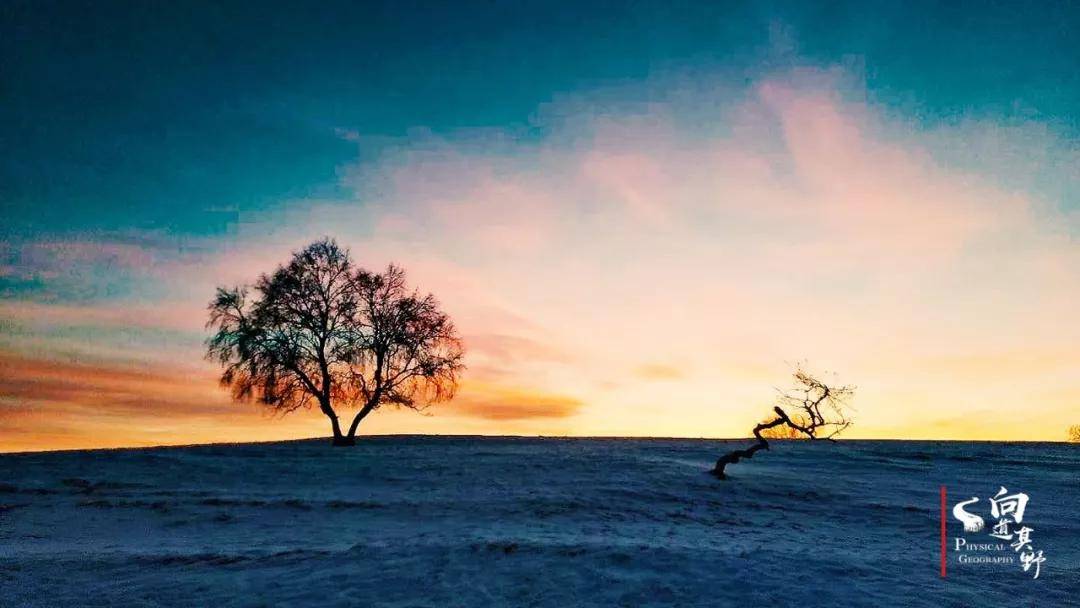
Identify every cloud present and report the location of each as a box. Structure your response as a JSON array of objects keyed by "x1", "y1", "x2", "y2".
[
  {"x1": 0, "y1": 352, "x2": 280, "y2": 452},
  {"x1": 0, "y1": 240, "x2": 157, "y2": 278},
  {"x1": 634, "y1": 364, "x2": 684, "y2": 380},
  {"x1": 0, "y1": 300, "x2": 204, "y2": 333},
  {"x1": 0, "y1": 235, "x2": 209, "y2": 303},
  {"x1": 0, "y1": 352, "x2": 232, "y2": 418},
  {"x1": 464, "y1": 334, "x2": 567, "y2": 362},
  {"x1": 448, "y1": 384, "x2": 583, "y2": 420},
  {"x1": 2, "y1": 64, "x2": 1078, "y2": 445}
]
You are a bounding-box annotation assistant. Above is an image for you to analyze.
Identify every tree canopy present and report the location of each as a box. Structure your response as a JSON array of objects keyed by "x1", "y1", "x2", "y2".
[
  {"x1": 712, "y1": 365, "x2": 855, "y2": 478},
  {"x1": 206, "y1": 239, "x2": 464, "y2": 445}
]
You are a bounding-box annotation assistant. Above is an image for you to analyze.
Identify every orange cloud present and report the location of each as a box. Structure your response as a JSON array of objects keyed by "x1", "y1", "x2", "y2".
[
  {"x1": 0, "y1": 352, "x2": 587, "y2": 451},
  {"x1": 0, "y1": 300, "x2": 204, "y2": 333},
  {"x1": 3, "y1": 67, "x2": 1078, "y2": 447},
  {"x1": 0, "y1": 352, "x2": 233, "y2": 418},
  {"x1": 0, "y1": 352, "x2": 293, "y2": 452},
  {"x1": 448, "y1": 384, "x2": 583, "y2": 420},
  {"x1": 634, "y1": 364, "x2": 684, "y2": 380}
]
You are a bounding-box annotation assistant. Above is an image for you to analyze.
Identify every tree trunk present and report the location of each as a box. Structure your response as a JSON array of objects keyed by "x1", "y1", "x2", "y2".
[
  {"x1": 321, "y1": 399, "x2": 352, "y2": 447},
  {"x1": 331, "y1": 433, "x2": 356, "y2": 446},
  {"x1": 711, "y1": 406, "x2": 791, "y2": 479},
  {"x1": 345, "y1": 398, "x2": 378, "y2": 443}
]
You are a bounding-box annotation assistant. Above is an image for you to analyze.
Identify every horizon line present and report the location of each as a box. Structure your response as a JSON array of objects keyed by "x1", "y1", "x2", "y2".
[{"x1": 2, "y1": 433, "x2": 1073, "y2": 456}]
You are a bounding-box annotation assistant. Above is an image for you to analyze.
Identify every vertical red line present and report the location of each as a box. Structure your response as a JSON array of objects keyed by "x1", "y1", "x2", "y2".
[{"x1": 940, "y1": 485, "x2": 947, "y2": 578}]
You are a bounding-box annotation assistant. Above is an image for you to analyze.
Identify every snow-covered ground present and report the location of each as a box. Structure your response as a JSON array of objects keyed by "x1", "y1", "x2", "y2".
[{"x1": 1, "y1": 437, "x2": 1077, "y2": 606}]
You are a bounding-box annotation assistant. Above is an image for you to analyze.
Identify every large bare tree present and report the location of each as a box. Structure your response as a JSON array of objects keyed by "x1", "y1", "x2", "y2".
[
  {"x1": 711, "y1": 366, "x2": 854, "y2": 479},
  {"x1": 206, "y1": 239, "x2": 464, "y2": 445}
]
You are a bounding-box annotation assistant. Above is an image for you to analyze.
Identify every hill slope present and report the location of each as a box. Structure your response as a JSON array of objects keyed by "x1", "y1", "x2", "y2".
[{"x1": 1, "y1": 437, "x2": 1077, "y2": 606}]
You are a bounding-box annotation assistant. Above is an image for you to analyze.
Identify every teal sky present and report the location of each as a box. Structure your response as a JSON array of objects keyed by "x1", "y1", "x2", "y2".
[{"x1": 3, "y1": 0, "x2": 1078, "y2": 243}]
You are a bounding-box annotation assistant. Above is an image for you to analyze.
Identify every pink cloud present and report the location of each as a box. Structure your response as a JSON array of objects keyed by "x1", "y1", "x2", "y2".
[
  {"x1": 0, "y1": 300, "x2": 204, "y2": 333},
  {"x1": 582, "y1": 151, "x2": 672, "y2": 225},
  {"x1": 4, "y1": 67, "x2": 1078, "y2": 444},
  {"x1": 755, "y1": 81, "x2": 1029, "y2": 264},
  {"x1": 0, "y1": 239, "x2": 167, "y2": 290}
]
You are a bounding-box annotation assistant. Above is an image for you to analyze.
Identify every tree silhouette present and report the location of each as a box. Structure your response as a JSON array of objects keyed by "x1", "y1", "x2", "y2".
[
  {"x1": 1069, "y1": 425, "x2": 1080, "y2": 443},
  {"x1": 206, "y1": 239, "x2": 464, "y2": 445},
  {"x1": 711, "y1": 365, "x2": 854, "y2": 479},
  {"x1": 756, "y1": 412, "x2": 813, "y2": 440}
]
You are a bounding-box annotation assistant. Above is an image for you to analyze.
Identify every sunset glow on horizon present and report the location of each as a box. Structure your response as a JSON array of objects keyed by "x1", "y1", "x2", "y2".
[{"x1": 3, "y1": 4, "x2": 1079, "y2": 451}]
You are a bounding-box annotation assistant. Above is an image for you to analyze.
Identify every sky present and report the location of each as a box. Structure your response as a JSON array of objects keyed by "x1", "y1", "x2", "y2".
[{"x1": 2, "y1": 0, "x2": 1078, "y2": 451}]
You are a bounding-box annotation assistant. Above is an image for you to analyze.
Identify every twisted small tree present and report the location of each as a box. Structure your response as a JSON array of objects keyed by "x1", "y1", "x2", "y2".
[
  {"x1": 711, "y1": 366, "x2": 854, "y2": 479},
  {"x1": 206, "y1": 239, "x2": 464, "y2": 446}
]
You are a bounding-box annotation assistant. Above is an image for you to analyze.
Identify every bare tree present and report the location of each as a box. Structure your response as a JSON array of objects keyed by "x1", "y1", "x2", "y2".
[
  {"x1": 756, "y1": 412, "x2": 812, "y2": 440},
  {"x1": 1069, "y1": 425, "x2": 1080, "y2": 443},
  {"x1": 711, "y1": 366, "x2": 854, "y2": 479},
  {"x1": 206, "y1": 239, "x2": 464, "y2": 446}
]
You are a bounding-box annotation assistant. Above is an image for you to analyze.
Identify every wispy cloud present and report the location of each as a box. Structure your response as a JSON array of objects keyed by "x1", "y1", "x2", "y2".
[
  {"x1": 0, "y1": 353, "x2": 229, "y2": 417},
  {"x1": 448, "y1": 384, "x2": 583, "y2": 421},
  {"x1": 2, "y1": 65, "x2": 1078, "y2": 447},
  {"x1": 634, "y1": 364, "x2": 684, "y2": 381}
]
